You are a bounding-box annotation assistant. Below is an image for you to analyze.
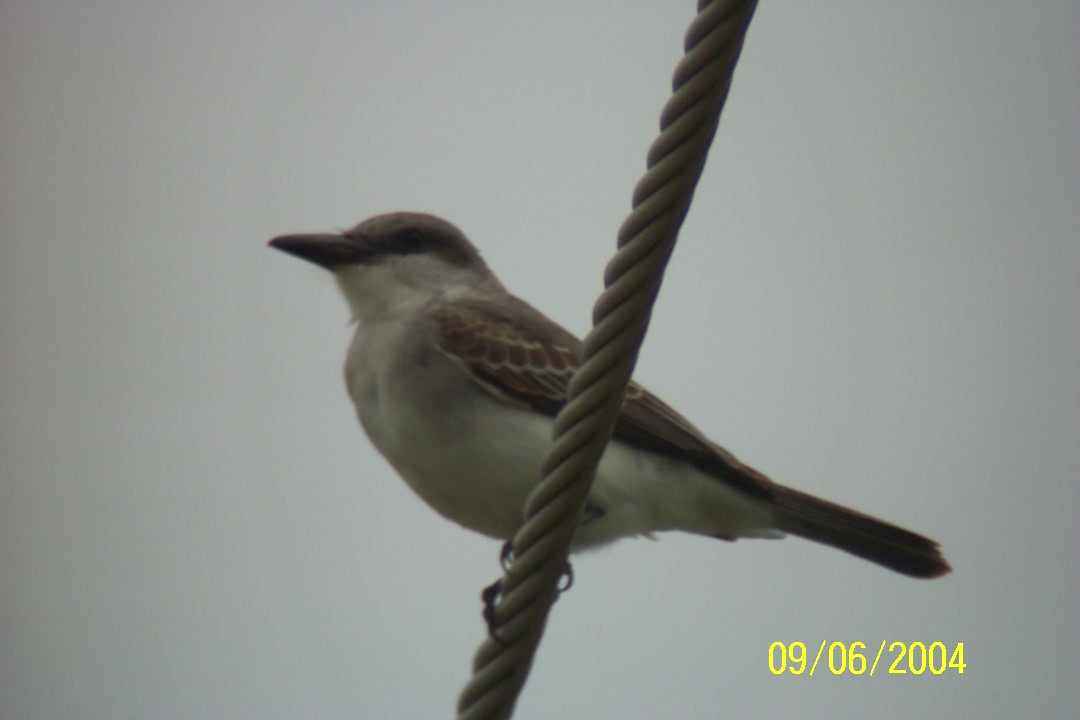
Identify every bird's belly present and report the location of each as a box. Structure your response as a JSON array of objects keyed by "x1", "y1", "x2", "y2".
[
  {"x1": 347, "y1": 342, "x2": 549, "y2": 539},
  {"x1": 345, "y1": 328, "x2": 777, "y2": 548},
  {"x1": 370, "y1": 399, "x2": 551, "y2": 539}
]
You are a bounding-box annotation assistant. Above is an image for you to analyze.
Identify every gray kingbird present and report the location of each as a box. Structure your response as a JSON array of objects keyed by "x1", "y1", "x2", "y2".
[{"x1": 269, "y1": 212, "x2": 949, "y2": 578}]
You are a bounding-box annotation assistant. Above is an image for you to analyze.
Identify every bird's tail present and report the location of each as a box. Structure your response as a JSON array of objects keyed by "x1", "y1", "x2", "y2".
[{"x1": 770, "y1": 484, "x2": 950, "y2": 578}]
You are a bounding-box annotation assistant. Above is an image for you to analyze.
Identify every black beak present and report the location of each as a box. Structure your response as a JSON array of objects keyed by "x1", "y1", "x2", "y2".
[{"x1": 268, "y1": 233, "x2": 369, "y2": 270}]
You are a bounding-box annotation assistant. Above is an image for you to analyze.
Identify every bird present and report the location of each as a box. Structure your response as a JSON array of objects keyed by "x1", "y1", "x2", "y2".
[{"x1": 268, "y1": 212, "x2": 949, "y2": 579}]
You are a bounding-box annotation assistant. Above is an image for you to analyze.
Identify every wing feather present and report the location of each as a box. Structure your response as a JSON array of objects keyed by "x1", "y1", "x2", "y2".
[{"x1": 433, "y1": 299, "x2": 771, "y2": 498}]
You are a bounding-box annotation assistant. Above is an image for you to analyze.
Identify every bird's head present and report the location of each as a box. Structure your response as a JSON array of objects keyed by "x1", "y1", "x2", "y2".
[{"x1": 269, "y1": 212, "x2": 497, "y2": 322}]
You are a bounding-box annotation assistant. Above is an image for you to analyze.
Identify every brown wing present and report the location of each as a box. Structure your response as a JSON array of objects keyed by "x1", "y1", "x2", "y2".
[
  {"x1": 435, "y1": 298, "x2": 949, "y2": 577},
  {"x1": 434, "y1": 298, "x2": 578, "y2": 415},
  {"x1": 433, "y1": 298, "x2": 772, "y2": 498}
]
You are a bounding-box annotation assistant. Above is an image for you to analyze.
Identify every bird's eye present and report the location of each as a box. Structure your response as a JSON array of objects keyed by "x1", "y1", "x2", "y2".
[{"x1": 400, "y1": 229, "x2": 425, "y2": 253}]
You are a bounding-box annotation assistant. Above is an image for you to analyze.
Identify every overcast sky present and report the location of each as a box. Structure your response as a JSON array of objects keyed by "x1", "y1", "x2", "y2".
[{"x1": 2, "y1": 2, "x2": 1078, "y2": 719}]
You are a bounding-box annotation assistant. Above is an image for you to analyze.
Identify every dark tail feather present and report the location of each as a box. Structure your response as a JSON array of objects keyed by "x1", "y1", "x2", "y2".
[{"x1": 771, "y1": 485, "x2": 950, "y2": 578}]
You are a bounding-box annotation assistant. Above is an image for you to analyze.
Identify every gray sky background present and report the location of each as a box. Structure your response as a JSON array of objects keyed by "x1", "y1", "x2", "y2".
[{"x1": 2, "y1": 2, "x2": 1078, "y2": 719}]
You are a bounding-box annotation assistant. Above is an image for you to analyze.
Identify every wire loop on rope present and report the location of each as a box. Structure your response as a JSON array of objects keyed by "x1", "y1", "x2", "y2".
[{"x1": 456, "y1": 2, "x2": 759, "y2": 718}]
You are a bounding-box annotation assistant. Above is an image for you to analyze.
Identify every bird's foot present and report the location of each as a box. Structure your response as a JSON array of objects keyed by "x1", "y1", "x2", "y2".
[{"x1": 481, "y1": 542, "x2": 574, "y2": 644}]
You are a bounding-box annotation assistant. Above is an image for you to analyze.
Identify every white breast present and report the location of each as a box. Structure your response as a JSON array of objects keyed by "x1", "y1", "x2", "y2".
[
  {"x1": 342, "y1": 304, "x2": 778, "y2": 549},
  {"x1": 343, "y1": 314, "x2": 547, "y2": 539}
]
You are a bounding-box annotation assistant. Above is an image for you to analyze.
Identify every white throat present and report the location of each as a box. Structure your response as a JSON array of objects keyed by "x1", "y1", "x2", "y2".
[{"x1": 334, "y1": 254, "x2": 488, "y2": 324}]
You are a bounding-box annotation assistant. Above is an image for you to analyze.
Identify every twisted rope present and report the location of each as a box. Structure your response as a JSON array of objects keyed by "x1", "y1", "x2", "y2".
[{"x1": 456, "y1": 1, "x2": 759, "y2": 717}]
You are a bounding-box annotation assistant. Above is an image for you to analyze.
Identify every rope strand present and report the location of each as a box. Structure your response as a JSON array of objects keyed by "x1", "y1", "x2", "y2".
[{"x1": 456, "y1": 2, "x2": 759, "y2": 717}]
